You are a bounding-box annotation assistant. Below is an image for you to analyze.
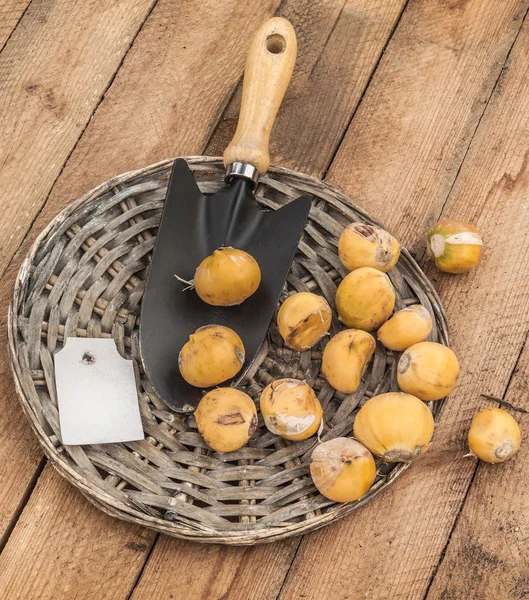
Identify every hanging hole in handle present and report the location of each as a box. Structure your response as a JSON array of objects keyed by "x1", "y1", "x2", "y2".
[{"x1": 266, "y1": 34, "x2": 286, "y2": 54}]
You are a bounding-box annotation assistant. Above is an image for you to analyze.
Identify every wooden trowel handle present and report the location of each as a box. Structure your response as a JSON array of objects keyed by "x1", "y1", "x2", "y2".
[{"x1": 223, "y1": 17, "x2": 297, "y2": 178}]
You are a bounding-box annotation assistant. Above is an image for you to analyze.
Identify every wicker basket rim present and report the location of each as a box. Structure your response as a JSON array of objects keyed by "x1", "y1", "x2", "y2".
[{"x1": 8, "y1": 157, "x2": 447, "y2": 544}]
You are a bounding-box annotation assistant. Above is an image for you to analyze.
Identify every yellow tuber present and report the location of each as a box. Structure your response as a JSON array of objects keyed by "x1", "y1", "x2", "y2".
[
  {"x1": 353, "y1": 392, "x2": 434, "y2": 462},
  {"x1": 310, "y1": 437, "x2": 377, "y2": 502},
  {"x1": 338, "y1": 222, "x2": 401, "y2": 272},
  {"x1": 260, "y1": 378, "x2": 323, "y2": 441},
  {"x1": 179, "y1": 325, "x2": 245, "y2": 388},
  {"x1": 468, "y1": 407, "x2": 521, "y2": 463},
  {"x1": 336, "y1": 267, "x2": 395, "y2": 331},
  {"x1": 397, "y1": 341, "x2": 459, "y2": 401},
  {"x1": 322, "y1": 329, "x2": 376, "y2": 394},
  {"x1": 427, "y1": 219, "x2": 483, "y2": 274},
  {"x1": 195, "y1": 387, "x2": 257, "y2": 453},
  {"x1": 277, "y1": 292, "x2": 332, "y2": 351},
  {"x1": 377, "y1": 304, "x2": 433, "y2": 351},
  {"x1": 193, "y1": 247, "x2": 261, "y2": 306}
]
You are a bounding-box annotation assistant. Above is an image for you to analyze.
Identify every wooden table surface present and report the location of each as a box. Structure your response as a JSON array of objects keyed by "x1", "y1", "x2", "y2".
[{"x1": 1, "y1": 0, "x2": 529, "y2": 598}]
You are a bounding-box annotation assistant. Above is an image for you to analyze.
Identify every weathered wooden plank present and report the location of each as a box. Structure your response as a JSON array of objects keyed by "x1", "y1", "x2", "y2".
[
  {"x1": 2, "y1": 1, "x2": 524, "y2": 597},
  {"x1": 130, "y1": 536, "x2": 299, "y2": 600},
  {"x1": 35, "y1": 0, "x2": 280, "y2": 219},
  {"x1": 0, "y1": 415, "x2": 42, "y2": 548},
  {"x1": 0, "y1": 0, "x2": 30, "y2": 51},
  {"x1": 278, "y1": 3, "x2": 529, "y2": 600},
  {"x1": 426, "y1": 369, "x2": 529, "y2": 599},
  {"x1": 128, "y1": 1, "x2": 412, "y2": 596},
  {"x1": 0, "y1": 0, "x2": 159, "y2": 281},
  {"x1": 0, "y1": 0, "x2": 282, "y2": 593},
  {"x1": 0, "y1": 0, "x2": 408, "y2": 594},
  {"x1": 0, "y1": 0, "x2": 158, "y2": 545},
  {"x1": 0, "y1": 468, "x2": 155, "y2": 599},
  {"x1": 206, "y1": 0, "x2": 407, "y2": 179},
  {"x1": 424, "y1": 17, "x2": 529, "y2": 600},
  {"x1": 327, "y1": 0, "x2": 529, "y2": 255}
]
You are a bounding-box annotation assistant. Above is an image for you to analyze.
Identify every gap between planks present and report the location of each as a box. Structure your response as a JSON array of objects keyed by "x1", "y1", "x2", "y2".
[
  {"x1": 2, "y1": 1, "x2": 524, "y2": 600},
  {"x1": 0, "y1": 457, "x2": 45, "y2": 554},
  {"x1": 274, "y1": 5, "x2": 529, "y2": 598},
  {"x1": 0, "y1": 0, "x2": 31, "y2": 52},
  {"x1": 0, "y1": 0, "x2": 163, "y2": 554},
  {"x1": 420, "y1": 8, "x2": 529, "y2": 597},
  {"x1": 124, "y1": 532, "x2": 160, "y2": 600},
  {"x1": 423, "y1": 315, "x2": 529, "y2": 599},
  {"x1": 0, "y1": 0, "x2": 162, "y2": 286},
  {"x1": 318, "y1": 0, "x2": 410, "y2": 180}
]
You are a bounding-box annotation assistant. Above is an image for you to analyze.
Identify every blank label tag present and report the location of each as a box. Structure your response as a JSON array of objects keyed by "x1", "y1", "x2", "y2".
[{"x1": 55, "y1": 338, "x2": 144, "y2": 446}]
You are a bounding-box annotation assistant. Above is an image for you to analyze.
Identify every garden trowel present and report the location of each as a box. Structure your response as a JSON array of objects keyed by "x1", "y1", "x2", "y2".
[{"x1": 140, "y1": 18, "x2": 311, "y2": 412}]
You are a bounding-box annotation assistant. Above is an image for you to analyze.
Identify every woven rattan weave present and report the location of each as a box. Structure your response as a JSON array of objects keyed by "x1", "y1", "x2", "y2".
[{"x1": 9, "y1": 157, "x2": 448, "y2": 545}]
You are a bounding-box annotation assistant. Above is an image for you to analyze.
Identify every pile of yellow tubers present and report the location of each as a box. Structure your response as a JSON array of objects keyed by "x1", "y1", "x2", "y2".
[{"x1": 177, "y1": 217, "x2": 522, "y2": 505}]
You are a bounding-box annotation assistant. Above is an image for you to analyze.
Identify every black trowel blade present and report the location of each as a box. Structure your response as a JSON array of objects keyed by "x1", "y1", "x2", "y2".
[{"x1": 139, "y1": 159, "x2": 312, "y2": 412}]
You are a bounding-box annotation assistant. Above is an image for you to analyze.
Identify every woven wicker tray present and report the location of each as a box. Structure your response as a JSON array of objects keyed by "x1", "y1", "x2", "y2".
[{"x1": 8, "y1": 157, "x2": 448, "y2": 545}]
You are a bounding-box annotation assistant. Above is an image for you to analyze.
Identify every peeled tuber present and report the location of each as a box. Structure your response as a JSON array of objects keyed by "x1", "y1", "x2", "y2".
[
  {"x1": 195, "y1": 387, "x2": 257, "y2": 453},
  {"x1": 310, "y1": 437, "x2": 376, "y2": 502},
  {"x1": 260, "y1": 378, "x2": 323, "y2": 441},
  {"x1": 179, "y1": 325, "x2": 245, "y2": 388},
  {"x1": 338, "y1": 222, "x2": 400, "y2": 272},
  {"x1": 336, "y1": 267, "x2": 395, "y2": 331},
  {"x1": 277, "y1": 292, "x2": 332, "y2": 351}
]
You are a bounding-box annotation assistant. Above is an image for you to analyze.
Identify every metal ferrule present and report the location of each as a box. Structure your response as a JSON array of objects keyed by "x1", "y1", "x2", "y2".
[{"x1": 225, "y1": 162, "x2": 260, "y2": 186}]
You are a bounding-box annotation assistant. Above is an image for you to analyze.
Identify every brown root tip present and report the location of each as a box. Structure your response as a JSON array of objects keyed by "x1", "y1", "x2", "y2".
[
  {"x1": 375, "y1": 246, "x2": 392, "y2": 267},
  {"x1": 480, "y1": 393, "x2": 529, "y2": 414},
  {"x1": 354, "y1": 224, "x2": 376, "y2": 239},
  {"x1": 248, "y1": 414, "x2": 258, "y2": 436},
  {"x1": 384, "y1": 448, "x2": 413, "y2": 462},
  {"x1": 217, "y1": 412, "x2": 245, "y2": 426},
  {"x1": 495, "y1": 441, "x2": 514, "y2": 460}
]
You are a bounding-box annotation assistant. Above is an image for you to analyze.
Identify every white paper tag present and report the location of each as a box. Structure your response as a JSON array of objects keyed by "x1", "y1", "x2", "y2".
[{"x1": 55, "y1": 338, "x2": 144, "y2": 446}]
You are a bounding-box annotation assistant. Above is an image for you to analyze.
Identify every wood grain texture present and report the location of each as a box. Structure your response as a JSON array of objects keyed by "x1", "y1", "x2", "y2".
[
  {"x1": 428, "y1": 385, "x2": 529, "y2": 599},
  {"x1": 131, "y1": 536, "x2": 299, "y2": 600},
  {"x1": 0, "y1": 0, "x2": 280, "y2": 594},
  {"x1": 2, "y1": 0, "x2": 528, "y2": 597},
  {"x1": 327, "y1": 0, "x2": 529, "y2": 254},
  {"x1": 0, "y1": 0, "x2": 157, "y2": 545},
  {"x1": 0, "y1": 0, "x2": 30, "y2": 50},
  {"x1": 129, "y1": 0, "x2": 411, "y2": 592},
  {"x1": 278, "y1": 3, "x2": 529, "y2": 599},
  {"x1": 223, "y1": 17, "x2": 297, "y2": 174},
  {"x1": 0, "y1": 0, "x2": 158, "y2": 281},
  {"x1": 3, "y1": 0, "x2": 413, "y2": 596},
  {"x1": 0, "y1": 468, "x2": 155, "y2": 600},
  {"x1": 31, "y1": 0, "x2": 280, "y2": 219},
  {"x1": 425, "y1": 16, "x2": 529, "y2": 600},
  {"x1": 207, "y1": 0, "x2": 408, "y2": 178},
  {"x1": 0, "y1": 392, "x2": 42, "y2": 545}
]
